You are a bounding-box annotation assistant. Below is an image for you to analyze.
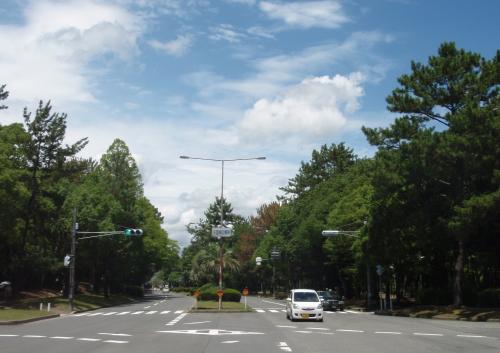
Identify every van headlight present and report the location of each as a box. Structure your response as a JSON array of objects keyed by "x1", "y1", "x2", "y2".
[
  {"x1": 317, "y1": 304, "x2": 323, "y2": 309},
  {"x1": 293, "y1": 304, "x2": 299, "y2": 309}
]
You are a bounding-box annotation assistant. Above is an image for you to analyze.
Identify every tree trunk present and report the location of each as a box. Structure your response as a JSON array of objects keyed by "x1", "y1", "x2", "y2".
[{"x1": 453, "y1": 238, "x2": 465, "y2": 306}]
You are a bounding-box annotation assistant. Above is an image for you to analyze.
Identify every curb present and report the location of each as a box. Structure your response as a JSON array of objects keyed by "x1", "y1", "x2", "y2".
[
  {"x1": 189, "y1": 309, "x2": 254, "y2": 313},
  {"x1": 0, "y1": 314, "x2": 60, "y2": 325},
  {"x1": 374, "y1": 310, "x2": 500, "y2": 322}
]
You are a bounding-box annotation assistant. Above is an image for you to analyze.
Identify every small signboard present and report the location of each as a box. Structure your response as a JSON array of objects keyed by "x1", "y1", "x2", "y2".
[
  {"x1": 242, "y1": 287, "x2": 249, "y2": 296},
  {"x1": 212, "y1": 226, "x2": 233, "y2": 238},
  {"x1": 216, "y1": 289, "x2": 224, "y2": 298}
]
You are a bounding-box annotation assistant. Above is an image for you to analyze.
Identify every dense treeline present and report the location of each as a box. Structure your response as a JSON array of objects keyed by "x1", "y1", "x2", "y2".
[
  {"x1": 177, "y1": 43, "x2": 499, "y2": 307},
  {"x1": 0, "y1": 92, "x2": 178, "y2": 296}
]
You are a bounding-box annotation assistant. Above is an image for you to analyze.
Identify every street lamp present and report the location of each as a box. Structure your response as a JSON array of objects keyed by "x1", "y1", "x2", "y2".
[
  {"x1": 322, "y1": 228, "x2": 372, "y2": 309},
  {"x1": 180, "y1": 155, "x2": 266, "y2": 291}
]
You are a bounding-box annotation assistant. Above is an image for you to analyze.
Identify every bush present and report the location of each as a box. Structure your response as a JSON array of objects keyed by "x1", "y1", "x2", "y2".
[
  {"x1": 416, "y1": 288, "x2": 451, "y2": 305},
  {"x1": 477, "y1": 288, "x2": 500, "y2": 307},
  {"x1": 199, "y1": 287, "x2": 241, "y2": 302},
  {"x1": 170, "y1": 287, "x2": 194, "y2": 293},
  {"x1": 123, "y1": 285, "x2": 144, "y2": 298}
]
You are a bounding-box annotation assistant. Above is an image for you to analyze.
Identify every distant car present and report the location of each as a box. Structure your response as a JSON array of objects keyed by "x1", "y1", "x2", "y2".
[
  {"x1": 286, "y1": 289, "x2": 324, "y2": 322},
  {"x1": 317, "y1": 290, "x2": 344, "y2": 311}
]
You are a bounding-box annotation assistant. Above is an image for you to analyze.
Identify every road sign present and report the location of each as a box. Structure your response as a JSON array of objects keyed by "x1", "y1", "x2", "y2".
[
  {"x1": 242, "y1": 287, "x2": 249, "y2": 296},
  {"x1": 216, "y1": 289, "x2": 224, "y2": 297},
  {"x1": 212, "y1": 226, "x2": 233, "y2": 238}
]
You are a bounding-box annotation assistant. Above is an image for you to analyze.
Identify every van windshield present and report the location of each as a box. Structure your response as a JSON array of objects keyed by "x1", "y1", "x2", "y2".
[{"x1": 294, "y1": 292, "x2": 319, "y2": 302}]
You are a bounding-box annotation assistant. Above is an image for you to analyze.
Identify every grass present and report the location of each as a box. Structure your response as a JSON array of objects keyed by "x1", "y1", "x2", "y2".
[
  {"x1": 192, "y1": 300, "x2": 253, "y2": 311},
  {"x1": 0, "y1": 308, "x2": 55, "y2": 321},
  {"x1": 0, "y1": 292, "x2": 135, "y2": 322}
]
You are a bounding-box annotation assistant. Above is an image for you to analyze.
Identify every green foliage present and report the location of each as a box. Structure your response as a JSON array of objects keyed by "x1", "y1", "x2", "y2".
[
  {"x1": 477, "y1": 289, "x2": 500, "y2": 308},
  {"x1": 199, "y1": 287, "x2": 241, "y2": 302}
]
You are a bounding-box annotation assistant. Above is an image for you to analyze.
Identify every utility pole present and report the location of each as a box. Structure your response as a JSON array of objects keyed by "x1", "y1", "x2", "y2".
[{"x1": 69, "y1": 208, "x2": 76, "y2": 312}]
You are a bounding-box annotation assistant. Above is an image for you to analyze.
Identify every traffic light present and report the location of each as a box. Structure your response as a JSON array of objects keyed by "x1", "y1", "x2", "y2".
[{"x1": 124, "y1": 228, "x2": 143, "y2": 236}]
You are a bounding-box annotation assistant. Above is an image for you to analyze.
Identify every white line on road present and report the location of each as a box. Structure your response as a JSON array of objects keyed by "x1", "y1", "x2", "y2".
[
  {"x1": 456, "y1": 334, "x2": 490, "y2": 338},
  {"x1": 50, "y1": 336, "x2": 74, "y2": 340},
  {"x1": 87, "y1": 313, "x2": 103, "y2": 316},
  {"x1": 77, "y1": 338, "x2": 101, "y2": 341},
  {"x1": 256, "y1": 309, "x2": 265, "y2": 313},
  {"x1": 116, "y1": 311, "x2": 130, "y2": 315},
  {"x1": 0, "y1": 334, "x2": 18, "y2": 337},
  {"x1": 294, "y1": 331, "x2": 312, "y2": 334},
  {"x1": 345, "y1": 310, "x2": 361, "y2": 314},
  {"x1": 281, "y1": 309, "x2": 287, "y2": 312},
  {"x1": 375, "y1": 331, "x2": 402, "y2": 335},
  {"x1": 160, "y1": 310, "x2": 171, "y2": 314},
  {"x1": 22, "y1": 335, "x2": 46, "y2": 338},
  {"x1": 131, "y1": 311, "x2": 144, "y2": 315},
  {"x1": 73, "y1": 313, "x2": 89, "y2": 316},
  {"x1": 279, "y1": 342, "x2": 292, "y2": 352},
  {"x1": 413, "y1": 333, "x2": 444, "y2": 336},
  {"x1": 98, "y1": 333, "x2": 132, "y2": 337},
  {"x1": 166, "y1": 312, "x2": 188, "y2": 326},
  {"x1": 144, "y1": 306, "x2": 151, "y2": 309},
  {"x1": 103, "y1": 340, "x2": 129, "y2": 344},
  {"x1": 174, "y1": 310, "x2": 184, "y2": 314},
  {"x1": 318, "y1": 332, "x2": 334, "y2": 335},
  {"x1": 269, "y1": 309, "x2": 279, "y2": 313},
  {"x1": 262, "y1": 300, "x2": 286, "y2": 307},
  {"x1": 145, "y1": 311, "x2": 158, "y2": 315},
  {"x1": 102, "y1": 312, "x2": 117, "y2": 316},
  {"x1": 336, "y1": 329, "x2": 364, "y2": 333},
  {"x1": 221, "y1": 340, "x2": 239, "y2": 343},
  {"x1": 277, "y1": 325, "x2": 297, "y2": 328},
  {"x1": 185, "y1": 321, "x2": 212, "y2": 325},
  {"x1": 306, "y1": 327, "x2": 330, "y2": 331}
]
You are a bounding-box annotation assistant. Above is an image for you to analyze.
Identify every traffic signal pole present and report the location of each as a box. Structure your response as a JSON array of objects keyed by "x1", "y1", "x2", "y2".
[{"x1": 69, "y1": 208, "x2": 76, "y2": 312}]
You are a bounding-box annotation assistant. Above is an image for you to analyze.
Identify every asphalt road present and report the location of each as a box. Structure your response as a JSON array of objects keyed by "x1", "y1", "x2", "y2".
[{"x1": 1, "y1": 294, "x2": 499, "y2": 353}]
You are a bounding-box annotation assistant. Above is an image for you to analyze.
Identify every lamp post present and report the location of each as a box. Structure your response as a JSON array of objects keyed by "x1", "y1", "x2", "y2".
[
  {"x1": 180, "y1": 155, "x2": 266, "y2": 290},
  {"x1": 322, "y1": 228, "x2": 372, "y2": 309}
]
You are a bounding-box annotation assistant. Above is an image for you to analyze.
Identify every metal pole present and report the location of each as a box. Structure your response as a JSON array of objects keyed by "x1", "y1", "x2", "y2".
[
  {"x1": 366, "y1": 263, "x2": 371, "y2": 309},
  {"x1": 272, "y1": 263, "x2": 276, "y2": 298},
  {"x1": 69, "y1": 208, "x2": 76, "y2": 312},
  {"x1": 219, "y1": 160, "x2": 224, "y2": 290}
]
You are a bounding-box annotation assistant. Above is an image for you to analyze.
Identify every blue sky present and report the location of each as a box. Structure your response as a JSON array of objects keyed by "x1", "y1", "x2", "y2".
[{"x1": 1, "y1": 0, "x2": 498, "y2": 246}]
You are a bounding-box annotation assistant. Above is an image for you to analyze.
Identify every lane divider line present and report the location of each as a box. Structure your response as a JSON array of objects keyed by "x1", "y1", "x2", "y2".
[
  {"x1": 50, "y1": 336, "x2": 74, "y2": 339},
  {"x1": 336, "y1": 329, "x2": 364, "y2": 333},
  {"x1": 413, "y1": 333, "x2": 444, "y2": 336},
  {"x1": 375, "y1": 331, "x2": 402, "y2": 335}
]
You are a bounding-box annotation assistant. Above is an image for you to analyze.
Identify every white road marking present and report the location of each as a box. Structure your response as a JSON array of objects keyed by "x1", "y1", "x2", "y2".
[
  {"x1": 262, "y1": 299, "x2": 286, "y2": 307},
  {"x1": 102, "y1": 312, "x2": 117, "y2": 316},
  {"x1": 73, "y1": 313, "x2": 89, "y2": 316},
  {"x1": 87, "y1": 312, "x2": 103, "y2": 316},
  {"x1": 131, "y1": 311, "x2": 144, "y2": 315},
  {"x1": 22, "y1": 335, "x2": 46, "y2": 338},
  {"x1": 221, "y1": 340, "x2": 239, "y2": 343},
  {"x1": 294, "y1": 330, "x2": 312, "y2": 334},
  {"x1": 145, "y1": 311, "x2": 157, "y2": 315},
  {"x1": 116, "y1": 311, "x2": 130, "y2": 315},
  {"x1": 50, "y1": 336, "x2": 74, "y2": 340},
  {"x1": 336, "y1": 329, "x2": 364, "y2": 333},
  {"x1": 279, "y1": 341, "x2": 292, "y2": 352},
  {"x1": 375, "y1": 331, "x2": 402, "y2": 335},
  {"x1": 0, "y1": 334, "x2": 18, "y2": 337},
  {"x1": 256, "y1": 309, "x2": 265, "y2": 313},
  {"x1": 144, "y1": 306, "x2": 151, "y2": 309},
  {"x1": 166, "y1": 312, "x2": 188, "y2": 326},
  {"x1": 103, "y1": 340, "x2": 129, "y2": 344},
  {"x1": 277, "y1": 325, "x2": 297, "y2": 328},
  {"x1": 77, "y1": 338, "x2": 101, "y2": 341},
  {"x1": 154, "y1": 303, "x2": 159, "y2": 306},
  {"x1": 318, "y1": 332, "x2": 334, "y2": 335},
  {"x1": 269, "y1": 309, "x2": 279, "y2": 313},
  {"x1": 157, "y1": 329, "x2": 264, "y2": 336},
  {"x1": 98, "y1": 333, "x2": 132, "y2": 337},
  {"x1": 281, "y1": 309, "x2": 287, "y2": 312},
  {"x1": 185, "y1": 321, "x2": 212, "y2": 325},
  {"x1": 306, "y1": 327, "x2": 330, "y2": 331},
  {"x1": 345, "y1": 310, "x2": 361, "y2": 314},
  {"x1": 456, "y1": 334, "x2": 489, "y2": 338},
  {"x1": 413, "y1": 333, "x2": 444, "y2": 336},
  {"x1": 160, "y1": 310, "x2": 171, "y2": 314},
  {"x1": 174, "y1": 310, "x2": 184, "y2": 314}
]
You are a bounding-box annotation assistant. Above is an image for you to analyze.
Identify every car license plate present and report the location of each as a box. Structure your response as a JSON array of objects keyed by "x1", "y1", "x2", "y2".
[{"x1": 301, "y1": 313, "x2": 310, "y2": 318}]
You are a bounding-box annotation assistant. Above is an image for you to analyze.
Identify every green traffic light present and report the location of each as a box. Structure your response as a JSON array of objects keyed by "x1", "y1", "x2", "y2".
[{"x1": 124, "y1": 228, "x2": 143, "y2": 236}]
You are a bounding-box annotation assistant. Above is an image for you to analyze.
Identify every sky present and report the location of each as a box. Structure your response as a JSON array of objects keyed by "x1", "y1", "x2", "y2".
[{"x1": 1, "y1": 0, "x2": 498, "y2": 248}]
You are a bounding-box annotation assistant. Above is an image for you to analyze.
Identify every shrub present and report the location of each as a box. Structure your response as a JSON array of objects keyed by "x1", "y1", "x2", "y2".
[
  {"x1": 477, "y1": 288, "x2": 500, "y2": 307},
  {"x1": 199, "y1": 287, "x2": 241, "y2": 302},
  {"x1": 123, "y1": 285, "x2": 144, "y2": 298},
  {"x1": 170, "y1": 287, "x2": 194, "y2": 293},
  {"x1": 416, "y1": 288, "x2": 451, "y2": 305}
]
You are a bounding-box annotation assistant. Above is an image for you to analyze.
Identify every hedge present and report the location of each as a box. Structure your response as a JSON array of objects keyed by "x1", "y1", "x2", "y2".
[{"x1": 199, "y1": 287, "x2": 241, "y2": 302}]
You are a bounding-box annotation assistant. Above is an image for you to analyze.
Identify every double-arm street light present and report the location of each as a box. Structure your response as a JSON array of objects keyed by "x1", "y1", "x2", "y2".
[
  {"x1": 180, "y1": 155, "x2": 266, "y2": 290},
  {"x1": 322, "y1": 228, "x2": 372, "y2": 309}
]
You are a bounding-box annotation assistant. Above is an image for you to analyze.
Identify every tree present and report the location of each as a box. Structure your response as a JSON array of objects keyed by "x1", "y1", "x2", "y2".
[
  {"x1": 363, "y1": 42, "x2": 500, "y2": 306},
  {"x1": 0, "y1": 84, "x2": 8, "y2": 110}
]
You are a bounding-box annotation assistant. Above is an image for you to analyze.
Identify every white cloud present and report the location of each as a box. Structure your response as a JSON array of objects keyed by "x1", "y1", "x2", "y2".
[
  {"x1": 0, "y1": 0, "x2": 142, "y2": 104},
  {"x1": 209, "y1": 24, "x2": 246, "y2": 43},
  {"x1": 260, "y1": 0, "x2": 349, "y2": 29},
  {"x1": 224, "y1": 0, "x2": 256, "y2": 5},
  {"x1": 148, "y1": 34, "x2": 193, "y2": 56},
  {"x1": 238, "y1": 73, "x2": 364, "y2": 143},
  {"x1": 247, "y1": 26, "x2": 275, "y2": 39}
]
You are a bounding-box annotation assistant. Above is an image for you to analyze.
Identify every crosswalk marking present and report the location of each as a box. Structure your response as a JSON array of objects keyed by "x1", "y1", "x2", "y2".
[
  {"x1": 269, "y1": 309, "x2": 279, "y2": 313},
  {"x1": 174, "y1": 310, "x2": 184, "y2": 314},
  {"x1": 256, "y1": 309, "x2": 265, "y2": 313},
  {"x1": 160, "y1": 310, "x2": 171, "y2": 314},
  {"x1": 87, "y1": 313, "x2": 103, "y2": 316},
  {"x1": 131, "y1": 311, "x2": 144, "y2": 315},
  {"x1": 116, "y1": 311, "x2": 130, "y2": 315},
  {"x1": 145, "y1": 311, "x2": 157, "y2": 315},
  {"x1": 102, "y1": 312, "x2": 117, "y2": 316}
]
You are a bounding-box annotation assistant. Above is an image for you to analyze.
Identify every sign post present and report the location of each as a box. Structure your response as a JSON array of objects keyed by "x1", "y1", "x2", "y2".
[
  {"x1": 193, "y1": 290, "x2": 201, "y2": 310},
  {"x1": 216, "y1": 289, "x2": 224, "y2": 310},
  {"x1": 242, "y1": 287, "x2": 249, "y2": 309}
]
